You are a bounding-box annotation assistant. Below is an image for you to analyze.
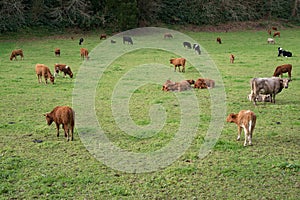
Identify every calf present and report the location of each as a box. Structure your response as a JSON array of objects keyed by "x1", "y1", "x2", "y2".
[
  {"x1": 162, "y1": 80, "x2": 191, "y2": 92},
  {"x1": 230, "y1": 54, "x2": 235, "y2": 63},
  {"x1": 267, "y1": 38, "x2": 275, "y2": 44},
  {"x1": 123, "y1": 36, "x2": 133, "y2": 44},
  {"x1": 100, "y1": 34, "x2": 107, "y2": 40},
  {"x1": 164, "y1": 33, "x2": 173, "y2": 39},
  {"x1": 80, "y1": 48, "x2": 89, "y2": 60},
  {"x1": 54, "y1": 63, "x2": 73, "y2": 78},
  {"x1": 170, "y1": 58, "x2": 186, "y2": 72},
  {"x1": 35, "y1": 64, "x2": 55, "y2": 84},
  {"x1": 273, "y1": 31, "x2": 280, "y2": 37},
  {"x1": 194, "y1": 78, "x2": 215, "y2": 89},
  {"x1": 278, "y1": 47, "x2": 292, "y2": 57},
  {"x1": 273, "y1": 64, "x2": 292, "y2": 80},
  {"x1": 216, "y1": 37, "x2": 222, "y2": 44},
  {"x1": 44, "y1": 106, "x2": 75, "y2": 141},
  {"x1": 183, "y1": 42, "x2": 192, "y2": 49},
  {"x1": 226, "y1": 110, "x2": 256, "y2": 146},
  {"x1": 10, "y1": 49, "x2": 24, "y2": 61},
  {"x1": 54, "y1": 48, "x2": 60, "y2": 56}
]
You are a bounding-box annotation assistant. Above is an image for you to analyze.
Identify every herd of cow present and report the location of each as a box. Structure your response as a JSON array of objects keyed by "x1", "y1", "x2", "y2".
[{"x1": 9, "y1": 28, "x2": 294, "y2": 145}]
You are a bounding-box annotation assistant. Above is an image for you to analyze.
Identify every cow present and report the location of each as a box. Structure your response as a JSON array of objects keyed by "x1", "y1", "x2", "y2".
[
  {"x1": 162, "y1": 80, "x2": 191, "y2": 92},
  {"x1": 193, "y1": 44, "x2": 201, "y2": 55},
  {"x1": 111, "y1": 40, "x2": 116, "y2": 44},
  {"x1": 267, "y1": 29, "x2": 271, "y2": 35},
  {"x1": 164, "y1": 33, "x2": 173, "y2": 39},
  {"x1": 226, "y1": 110, "x2": 256, "y2": 146},
  {"x1": 35, "y1": 64, "x2": 55, "y2": 84},
  {"x1": 44, "y1": 106, "x2": 75, "y2": 141},
  {"x1": 100, "y1": 34, "x2": 107, "y2": 40},
  {"x1": 79, "y1": 38, "x2": 84, "y2": 45},
  {"x1": 80, "y1": 48, "x2": 89, "y2": 60},
  {"x1": 267, "y1": 38, "x2": 275, "y2": 44},
  {"x1": 248, "y1": 77, "x2": 290, "y2": 105},
  {"x1": 273, "y1": 64, "x2": 292, "y2": 80},
  {"x1": 10, "y1": 49, "x2": 24, "y2": 61},
  {"x1": 230, "y1": 54, "x2": 235, "y2": 63},
  {"x1": 273, "y1": 31, "x2": 280, "y2": 37},
  {"x1": 54, "y1": 63, "x2": 73, "y2": 78},
  {"x1": 194, "y1": 78, "x2": 215, "y2": 89},
  {"x1": 170, "y1": 58, "x2": 186, "y2": 72},
  {"x1": 278, "y1": 47, "x2": 292, "y2": 57},
  {"x1": 186, "y1": 79, "x2": 195, "y2": 85},
  {"x1": 54, "y1": 48, "x2": 60, "y2": 56},
  {"x1": 216, "y1": 37, "x2": 222, "y2": 44},
  {"x1": 123, "y1": 36, "x2": 133, "y2": 44},
  {"x1": 272, "y1": 26, "x2": 278, "y2": 31},
  {"x1": 183, "y1": 42, "x2": 192, "y2": 49}
]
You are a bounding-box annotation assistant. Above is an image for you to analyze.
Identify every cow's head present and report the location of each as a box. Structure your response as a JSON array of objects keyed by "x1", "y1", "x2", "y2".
[
  {"x1": 226, "y1": 113, "x2": 238, "y2": 123},
  {"x1": 280, "y1": 78, "x2": 290, "y2": 89},
  {"x1": 44, "y1": 113, "x2": 54, "y2": 125}
]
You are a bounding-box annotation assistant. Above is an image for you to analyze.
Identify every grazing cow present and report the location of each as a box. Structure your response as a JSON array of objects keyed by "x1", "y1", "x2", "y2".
[
  {"x1": 162, "y1": 80, "x2": 191, "y2": 92},
  {"x1": 230, "y1": 54, "x2": 235, "y2": 63},
  {"x1": 194, "y1": 78, "x2": 215, "y2": 89},
  {"x1": 54, "y1": 48, "x2": 60, "y2": 56},
  {"x1": 170, "y1": 58, "x2": 186, "y2": 72},
  {"x1": 35, "y1": 64, "x2": 55, "y2": 84},
  {"x1": 273, "y1": 31, "x2": 280, "y2": 37},
  {"x1": 80, "y1": 48, "x2": 89, "y2": 60},
  {"x1": 54, "y1": 63, "x2": 73, "y2": 78},
  {"x1": 267, "y1": 29, "x2": 271, "y2": 35},
  {"x1": 278, "y1": 47, "x2": 292, "y2": 57},
  {"x1": 273, "y1": 64, "x2": 292, "y2": 80},
  {"x1": 100, "y1": 34, "x2": 107, "y2": 40},
  {"x1": 10, "y1": 49, "x2": 24, "y2": 61},
  {"x1": 183, "y1": 42, "x2": 192, "y2": 49},
  {"x1": 193, "y1": 44, "x2": 201, "y2": 55},
  {"x1": 164, "y1": 33, "x2": 173, "y2": 39},
  {"x1": 248, "y1": 77, "x2": 290, "y2": 105},
  {"x1": 123, "y1": 36, "x2": 133, "y2": 44},
  {"x1": 272, "y1": 26, "x2": 277, "y2": 31},
  {"x1": 111, "y1": 40, "x2": 116, "y2": 44},
  {"x1": 79, "y1": 38, "x2": 84, "y2": 45},
  {"x1": 216, "y1": 37, "x2": 222, "y2": 44},
  {"x1": 44, "y1": 106, "x2": 75, "y2": 141},
  {"x1": 267, "y1": 38, "x2": 275, "y2": 44},
  {"x1": 226, "y1": 110, "x2": 256, "y2": 146}
]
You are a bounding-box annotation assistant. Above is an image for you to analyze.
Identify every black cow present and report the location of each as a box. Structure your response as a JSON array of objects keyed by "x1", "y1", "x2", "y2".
[
  {"x1": 183, "y1": 42, "x2": 192, "y2": 49},
  {"x1": 123, "y1": 36, "x2": 133, "y2": 45}
]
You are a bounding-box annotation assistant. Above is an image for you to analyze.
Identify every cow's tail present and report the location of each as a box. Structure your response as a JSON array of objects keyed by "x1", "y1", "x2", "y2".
[{"x1": 248, "y1": 120, "x2": 252, "y2": 133}]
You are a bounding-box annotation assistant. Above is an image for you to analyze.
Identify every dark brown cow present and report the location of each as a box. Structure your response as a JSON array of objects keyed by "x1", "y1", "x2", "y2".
[
  {"x1": 10, "y1": 49, "x2": 24, "y2": 61},
  {"x1": 80, "y1": 48, "x2": 89, "y2": 60},
  {"x1": 100, "y1": 34, "x2": 107, "y2": 40},
  {"x1": 216, "y1": 37, "x2": 222, "y2": 44},
  {"x1": 35, "y1": 64, "x2": 55, "y2": 84},
  {"x1": 226, "y1": 110, "x2": 256, "y2": 146},
  {"x1": 170, "y1": 58, "x2": 186, "y2": 72},
  {"x1": 54, "y1": 48, "x2": 60, "y2": 56},
  {"x1": 44, "y1": 106, "x2": 75, "y2": 141},
  {"x1": 162, "y1": 80, "x2": 191, "y2": 92},
  {"x1": 54, "y1": 63, "x2": 73, "y2": 78},
  {"x1": 194, "y1": 78, "x2": 215, "y2": 89},
  {"x1": 273, "y1": 64, "x2": 292, "y2": 80}
]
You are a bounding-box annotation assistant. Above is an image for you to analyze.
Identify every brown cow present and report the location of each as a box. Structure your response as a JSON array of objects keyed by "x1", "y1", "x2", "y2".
[
  {"x1": 10, "y1": 49, "x2": 24, "y2": 61},
  {"x1": 273, "y1": 64, "x2": 292, "y2": 81},
  {"x1": 80, "y1": 48, "x2": 89, "y2": 60},
  {"x1": 162, "y1": 80, "x2": 191, "y2": 92},
  {"x1": 273, "y1": 31, "x2": 280, "y2": 37},
  {"x1": 226, "y1": 110, "x2": 257, "y2": 146},
  {"x1": 35, "y1": 64, "x2": 55, "y2": 84},
  {"x1": 100, "y1": 34, "x2": 107, "y2": 40},
  {"x1": 54, "y1": 48, "x2": 60, "y2": 56},
  {"x1": 230, "y1": 54, "x2": 235, "y2": 63},
  {"x1": 54, "y1": 63, "x2": 73, "y2": 78},
  {"x1": 216, "y1": 37, "x2": 222, "y2": 44},
  {"x1": 164, "y1": 33, "x2": 173, "y2": 39},
  {"x1": 44, "y1": 106, "x2": 75, "y2": 141},
  {"x1": 170, "y1": 58, "x2": 186, "y2": 72},
  {"x1": 194, "y1": 78, "x2": 215, "y2": 89},
  {"x1": 272, "y1": 26, "x2": 277, "y2": 31}
]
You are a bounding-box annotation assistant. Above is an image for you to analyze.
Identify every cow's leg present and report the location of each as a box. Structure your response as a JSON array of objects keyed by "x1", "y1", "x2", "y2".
[
  {"x1": 243, "y1": 127, "x2": 248, "y2": 146},
  {"x1": 237, "y1": 126, "x2": 242, "y2": 141},
  {"x1": 55, "y1": 123, "x2": 60, "y2": 137},
  {"x1": 70, "y1": 125, "x2": 74, "y2": 141},
  {"x1": 273, "y1": 93, "x2": 276, "y2": 104},
  {"x1": 63, "y1": 125, "x2": 69, "y2": 141}
]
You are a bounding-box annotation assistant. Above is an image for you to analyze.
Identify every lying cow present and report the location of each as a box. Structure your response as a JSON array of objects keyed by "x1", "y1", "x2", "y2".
[
  {"x1": 226, "y1": 110, "x2": 256, "y2": 146},
  {"x1": 267, "y1": 38, "x2": 275, "y2": 44},
  {"x1": 44, "y1": 106, "x2": 75, "y2": 141},
  {"x1": 35, "y1": 64, "x2": 55, "y2": 84},
  {"x1": 194, "y1": 78, "x2": 215, "y2": 89},
  {"x1": 273, "y1": 64, "x2": 292, "y2": 80},
  {"x1": 248, "y1": 77, "x2": 290, "y2": 105},
  {"x1": 170, "y1": 58, "x2": 186, "y2": 72},
  {"x1": 54, "y1": 64, "x2": 73, "y2": 78},
  {"x1": 278, "y1": 47, "x2": 292, "y2": 57},
  {"x1": 80, "y1": 48, "x2": 89, "y2": 60},
  {"x1": 162, "y1": 80, "x2": 191, "y2": 92},
  {"x1": 10, "y1": 49, "x2": 24, "y2": 61}
]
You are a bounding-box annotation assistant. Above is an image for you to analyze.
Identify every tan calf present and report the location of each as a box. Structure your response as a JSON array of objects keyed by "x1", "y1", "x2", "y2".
[{"x1": 35, "y1": 64, "x2": 55, "y2": 84}]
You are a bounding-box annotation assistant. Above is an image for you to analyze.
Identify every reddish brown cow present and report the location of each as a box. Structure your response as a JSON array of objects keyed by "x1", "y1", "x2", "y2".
[
  {"x1": 54, "y1": 48, "x2": 60, "y2": 56},
  {"x1": 10, "y1": 49, "x2": 24, "y2": 61},
  {"x1": 54, "y1": 63, "x2": 73, "y2": 78},
  {"x1": 35, "y1": 64, "x2": 55, "y2": 84},
  {"x1": 230, "y1": 54, "x2": 235, "y2": 63},
  {"x1": 80, "y1": 48, "x2": 89, "y2": 60},
  {"x1": 273, "y1": 64, "x2": 292, "y2": 80},
  {"x1": 44, "y1": 106, "x2": 75, "y2": 141},
  {"x1": 272, "y1": 26, "x2": 277, "y2": 31},
  {"x1": 194, "y1": 78, "x2": 215, "y2": 89},
  {"x1": 100, "y1": 34, "x2": 107, "y2": 40},
  {"x1": 273, "y1": 31, "x2": 280, "y2": 37},
  {"x1": 226, "y1": 110, "x2": 257, "y2": 146},
  {"x1": 170, "y1": 58, "x2": 186, "y2": 72},
  {"x1": 216, "y1": 37, "x2": 222, "y2": 44}
]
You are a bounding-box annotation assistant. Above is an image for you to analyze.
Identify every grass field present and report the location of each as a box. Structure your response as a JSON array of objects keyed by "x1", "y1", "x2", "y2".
[{"x1": 0, "y1": 26, "x2": 299, "y2": 199}]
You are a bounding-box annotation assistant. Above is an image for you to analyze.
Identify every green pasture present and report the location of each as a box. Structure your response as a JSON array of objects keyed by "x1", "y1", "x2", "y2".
[{"x1": 0, "y1": 28, "x2": 299, "y2": 199}]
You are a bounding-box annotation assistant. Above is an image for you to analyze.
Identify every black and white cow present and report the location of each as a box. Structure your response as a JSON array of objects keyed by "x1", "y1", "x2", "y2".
[
  {"x1": 278, "y1": 47, "x2": 292, "y2": 57},
  {"x1": 193, "y1": 43, "x2": 201, "y2": 55}
]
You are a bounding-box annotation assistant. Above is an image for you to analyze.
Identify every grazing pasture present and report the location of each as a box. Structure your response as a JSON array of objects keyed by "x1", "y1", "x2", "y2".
[{"x1": 0, "y1": 28, "x2": 299, "y2": 199}]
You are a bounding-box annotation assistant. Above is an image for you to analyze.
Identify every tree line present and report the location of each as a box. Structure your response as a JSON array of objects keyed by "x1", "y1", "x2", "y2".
[{"x1": 1, "y1": 0, "x2": 299, "y2": 33}]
